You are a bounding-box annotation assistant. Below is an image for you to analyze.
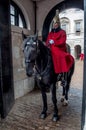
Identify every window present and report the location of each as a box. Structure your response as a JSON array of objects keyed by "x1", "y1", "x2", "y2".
[
  {"x1": 10, "y1": 1, "x2": 27, "y2": 28},
  {"x1": 61, "y1": 22, "x2": 69, "y2": 34},
  {"x1": 60, "y1": 18, "x2": 70, "y2": 34},
  {"x1": 75, "y1": 9, "x2": 81, "y2": 12},
  {"x1": 61, "y1": 24, "x2": 67, "y2": 31},
  {"x1": 10, "y1": 5, "x2": 15, "y2": 25},
  {"x1": 75, "y1": 22, "x2": 81, "y2": 32},
  {"x1": 75, "y1": 21, "x2": 81, "y2": 35}
]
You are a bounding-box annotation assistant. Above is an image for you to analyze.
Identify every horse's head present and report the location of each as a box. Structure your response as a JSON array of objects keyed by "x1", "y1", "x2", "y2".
[{"x1": 23, "y1": 35, "x2": 38, "y2": 76}]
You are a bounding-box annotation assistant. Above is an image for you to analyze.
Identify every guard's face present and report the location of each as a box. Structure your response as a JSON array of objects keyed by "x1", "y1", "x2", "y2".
[{"x1": 53, "y1": 22, "x2": 59, "y2": 29}]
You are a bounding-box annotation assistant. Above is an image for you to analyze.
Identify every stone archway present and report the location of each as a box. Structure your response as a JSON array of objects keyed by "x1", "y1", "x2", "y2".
[{"x1": 42, "y1": 0, "x2": 83, "y2": 41}]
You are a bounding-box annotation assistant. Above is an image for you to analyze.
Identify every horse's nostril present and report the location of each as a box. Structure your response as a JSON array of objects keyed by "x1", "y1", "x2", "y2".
[
  {"x1": 26, "y1": 70, "x2": 34, "y2": 77},
  {"x1": 26, "y1": 72, "x2": 32, "y2": 77}
]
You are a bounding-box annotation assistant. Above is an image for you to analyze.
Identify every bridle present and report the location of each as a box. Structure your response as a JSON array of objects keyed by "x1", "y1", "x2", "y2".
[
  {"x1": 24, "y1": 38, "x2": 39, "y2": 64},
  {"x1": 24, "y1": 38, "x2": 52, "y2": 81},
  {"x1": 25, "y1": 59, "x2": 35, "y2": 64}
]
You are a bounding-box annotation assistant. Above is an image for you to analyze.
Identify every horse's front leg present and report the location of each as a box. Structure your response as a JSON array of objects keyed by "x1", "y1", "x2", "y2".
[
  {"x1": 51, "y1": 84, "x2": 59, "y2": 121},
  {"x1": 40, "y1": 87, "x2": 47, "y2": 119}
]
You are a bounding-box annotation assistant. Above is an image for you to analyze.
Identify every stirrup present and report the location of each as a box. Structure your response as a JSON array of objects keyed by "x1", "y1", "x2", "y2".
[
  {"x1": 57, "y1": 73, "x2": 62, "y2": 81},
  {"x1": 60, "y1": 79, "x2": 67, "y2": 87}
]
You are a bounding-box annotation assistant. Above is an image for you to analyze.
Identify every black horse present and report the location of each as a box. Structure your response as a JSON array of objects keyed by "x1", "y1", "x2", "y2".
[{"x1": 23, "y1": 34, "x2": 75, "y2": 121}]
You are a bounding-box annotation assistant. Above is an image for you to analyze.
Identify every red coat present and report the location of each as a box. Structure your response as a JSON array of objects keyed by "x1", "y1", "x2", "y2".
[
  {"x1": 46, "y1": 29, "x2": 74, "y2": 74},
  {"x1": 79, "y1": 53, "x2": 84, "y2": 60}
]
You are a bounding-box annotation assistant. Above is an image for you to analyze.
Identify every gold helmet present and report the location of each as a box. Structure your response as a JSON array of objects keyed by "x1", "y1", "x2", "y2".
[{"x1": 53, "y1": 10, "x2": 60, "y2": 24}]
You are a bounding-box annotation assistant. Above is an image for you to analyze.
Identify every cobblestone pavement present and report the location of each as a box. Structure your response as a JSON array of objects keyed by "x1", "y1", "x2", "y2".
[{"x1": 0, "y1": 60, "x2": 83, "y2": 130}]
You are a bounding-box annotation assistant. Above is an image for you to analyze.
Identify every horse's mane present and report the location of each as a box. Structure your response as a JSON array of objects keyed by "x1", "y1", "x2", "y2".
[
  {"x1": 36, "y1": 40, "x2": 50, "y2": 72},
  {"x1": 38, "y1": 40, "x2": 48, "y2": 54}
]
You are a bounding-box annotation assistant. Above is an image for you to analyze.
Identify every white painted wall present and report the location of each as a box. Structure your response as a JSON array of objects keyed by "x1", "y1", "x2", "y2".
[{"x1": 60, "y1": 8, "x2": 84, "y2": 57}]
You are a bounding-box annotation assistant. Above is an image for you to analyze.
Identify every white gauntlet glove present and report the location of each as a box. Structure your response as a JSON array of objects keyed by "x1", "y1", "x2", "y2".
[{"x1": 49, "y1": 39, "x2": 54, "y2": 44}]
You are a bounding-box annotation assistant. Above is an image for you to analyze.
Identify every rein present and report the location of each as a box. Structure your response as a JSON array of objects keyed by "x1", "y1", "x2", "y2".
[
  {"x1": 25, "y1": 59, "x2": 35, "y2": 63},
  {"x1": 35, "y1": 54, "x2": 50, "y2": 76},
  {"x1": 35, "y1": 47, "x2": 52, "y2": 81}
]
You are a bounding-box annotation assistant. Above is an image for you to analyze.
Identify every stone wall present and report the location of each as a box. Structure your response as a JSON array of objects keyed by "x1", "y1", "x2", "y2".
[{"x1": 11, "y1": 26, "x2": 35, "y2": 99}]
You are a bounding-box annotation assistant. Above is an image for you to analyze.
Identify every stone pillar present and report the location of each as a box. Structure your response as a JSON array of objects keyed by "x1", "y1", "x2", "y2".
[{"x1": 0, "y1": 0, "x2": 14, "y2": 118}]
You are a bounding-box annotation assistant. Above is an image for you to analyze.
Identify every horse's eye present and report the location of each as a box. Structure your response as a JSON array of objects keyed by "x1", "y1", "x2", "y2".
[
  {"x1": 33, "y1": 42, "x2": 36, "y2": 44},
  {"x1": 27, "y1": 42, "x2": 30, "y2": 45}
]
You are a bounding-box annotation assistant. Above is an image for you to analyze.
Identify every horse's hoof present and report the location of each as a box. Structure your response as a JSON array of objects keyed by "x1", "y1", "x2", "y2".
[
  {"x1": 63, "y1": 100, "x2": 68, "y2": 106},
  {"x1": 40, "y1": 113, "x2": 47, "y2": 119},
  {"x1": 46, "y1": 88, "x2": 50, "y2": 93},
  {"x1": 52, "y1": 115, "x2": 59, "y2": 122},
  {"x1": 61, "y1": 98, "x2": 64, "y2": 102},
  {"x1": 61, "y1": 96, "x2": 65, "y2": 102}
]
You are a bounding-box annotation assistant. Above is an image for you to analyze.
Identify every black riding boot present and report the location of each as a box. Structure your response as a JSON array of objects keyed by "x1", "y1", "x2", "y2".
[{"x1": 57, "y1": 73, "x2": 62, "y2": 81}]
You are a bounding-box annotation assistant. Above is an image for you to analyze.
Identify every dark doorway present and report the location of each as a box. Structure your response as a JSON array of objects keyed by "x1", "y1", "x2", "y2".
[
  {"x1": 74, "y1": 45, "x2": 81, "y2": 59},
  {"x1": 66, "y1": 44, "x2": 71, "y2": 54},
  {"x1": 0, "y1": 0, "x2": 14, "y2": 118}
]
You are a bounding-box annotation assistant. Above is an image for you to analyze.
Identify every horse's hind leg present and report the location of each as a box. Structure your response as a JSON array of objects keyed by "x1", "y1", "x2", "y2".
[
  {"x1": 64, "y1": 72, "x2": 72, "y2": 106},
  {"x1": 40, "y1": 87, "x2": 47, "y2": 119},
  {"x1": 64, "y1": 84, "x2": 69, "y2": 105},
  {"x1": 61, "y1": 86, "x2": 65, "y2": 102},
  {"x1": 61, "y1": 84, "x2": 69, "y2": 106},
  {"x1": 61, "y1": 73, "x2": 69, "y2": 106},
  {"x1": 51, "y1": 84, "x2": 59, "y2": 121}
]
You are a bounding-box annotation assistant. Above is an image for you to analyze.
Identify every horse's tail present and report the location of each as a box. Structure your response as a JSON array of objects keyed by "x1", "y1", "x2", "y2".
[
  {"x1": 71, "y1": 61, "x2": 75, "y2": 75},
  {"x1": 67, "y1": 61, "x2": 75, "y2": 84}
]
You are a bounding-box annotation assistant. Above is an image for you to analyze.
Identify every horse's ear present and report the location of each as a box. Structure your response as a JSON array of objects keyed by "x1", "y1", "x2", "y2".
[
  {"x1": 34, "y1": 32, "x2": 38, "y2": 41},
  {"x1": 22, "y1": 31, "x2": 27, "y2": 40}
]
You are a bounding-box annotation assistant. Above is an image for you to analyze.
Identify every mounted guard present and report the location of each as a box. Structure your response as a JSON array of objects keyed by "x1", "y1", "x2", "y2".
[{"x1": 46, "y1": 10, "x2": 74, "y2": 85}]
